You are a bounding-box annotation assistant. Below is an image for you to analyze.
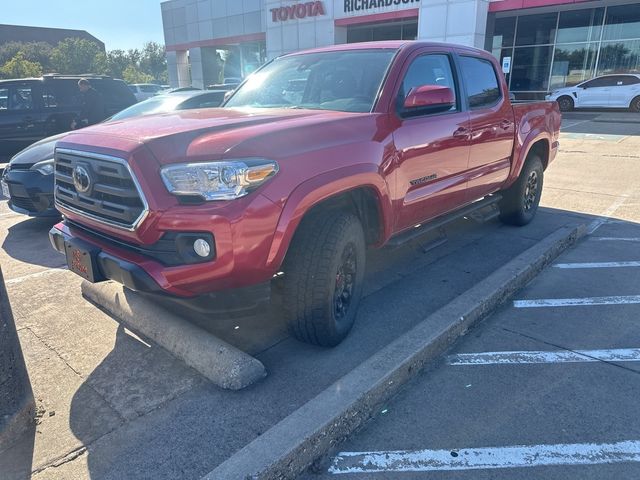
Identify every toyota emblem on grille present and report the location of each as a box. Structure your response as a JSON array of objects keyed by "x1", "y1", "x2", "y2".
[{"x1": 72, "y1": 165, "x2": 92, "y2": 193}]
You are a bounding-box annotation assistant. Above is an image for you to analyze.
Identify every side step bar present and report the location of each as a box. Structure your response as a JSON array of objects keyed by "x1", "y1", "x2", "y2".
[{"x1": 386, "y1": 194, "x2": 502, "y2": 249}]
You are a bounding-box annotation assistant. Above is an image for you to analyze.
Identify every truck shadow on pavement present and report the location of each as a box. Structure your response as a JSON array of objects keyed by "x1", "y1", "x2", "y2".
[
  {"x1": 2, "y1": 217, "x2": 64, "y2": 269},
  {"x1": 57, "y1": 206, "x2": 604, "y2": 480}
]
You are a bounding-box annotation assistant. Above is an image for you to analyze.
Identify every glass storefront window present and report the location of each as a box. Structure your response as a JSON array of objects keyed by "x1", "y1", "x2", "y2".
[
  {"x1": 604, "y1": 5, "x2": 640, "y2": 41},
  {"x1": 550, "y1": 43, "x2": 598, "y2": 90},
  {"x1": 510, "y1": 46, "x2": 553, "y2": 91},
  {"x1": 515, "y1": 13, "x2": 557, "y2": 46},
  {"x1": 492, "y1": 17, "x2": 516, "y2": 48},
  {"x1": 556, "y1": 8, "x2": 604, "y2": 44},
  {"x1": 597, "y1": 40, "x2": 640, "y2": 75},
  {"x1": 347, "y1": 20, "x2": 418, "y2": 43}
]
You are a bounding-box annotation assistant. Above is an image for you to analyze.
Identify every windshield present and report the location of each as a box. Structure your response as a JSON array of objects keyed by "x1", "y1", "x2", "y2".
[
  {"x1": 110, "y1": 95, "x2": 188, "y2": 120},
  {"x1": 225, "y1": 49, "x2": 396, "y2": 113}
]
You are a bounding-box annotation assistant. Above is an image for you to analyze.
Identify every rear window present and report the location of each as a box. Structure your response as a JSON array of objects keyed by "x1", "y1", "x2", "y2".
[
  {"x1": 460, "y1": 56, "x2": 502, "y2": 109},
  {"x1": 91, "y1": 79, "x2": 137, "y2": 107}
]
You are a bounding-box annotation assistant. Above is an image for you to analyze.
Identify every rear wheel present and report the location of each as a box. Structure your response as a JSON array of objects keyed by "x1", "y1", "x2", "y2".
[
  {"x1": 630, "y1": 96, "x2": 640, "y2": 113},
  {"x1": 499, "y1": 156, "x2": 544, "y2": 226},
  {"x1": 281, "y1": 211, "x2": 365, "y2": 347},
  {"x1": 557, "y1": 96, "x2": 574, "y2": 112}
]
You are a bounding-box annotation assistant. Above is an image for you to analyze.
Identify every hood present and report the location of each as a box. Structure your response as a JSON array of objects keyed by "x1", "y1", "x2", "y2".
[
  {"x1": 60, "y1": 107, "x2": 379, "y2": 166},
  {"x1": 10, "y1": 132, "x2": 68, "y2": 166}
]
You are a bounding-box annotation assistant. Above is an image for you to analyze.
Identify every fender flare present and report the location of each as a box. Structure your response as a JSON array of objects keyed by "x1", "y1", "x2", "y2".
[
  {"x1": 505, "y1": 129, "x2": 552, "y2": 188},
  {"x1": 265, "y1": 163, "x2": 393, "y2": 270}
]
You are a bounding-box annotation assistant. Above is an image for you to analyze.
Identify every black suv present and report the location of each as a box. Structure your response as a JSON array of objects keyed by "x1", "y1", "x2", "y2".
[{"x1": 0, "y1": 74, "x2": 136, "y2": 160}]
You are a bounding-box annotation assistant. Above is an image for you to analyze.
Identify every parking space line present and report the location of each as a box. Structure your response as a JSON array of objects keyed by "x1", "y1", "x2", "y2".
[
  {"x1": 329, "y1": 440, "x2": 640, "y2": 474},
  {"x1": 5, "y1": 267, "x2": 68, "y2": 285},
  {"x1": 587, "y1": 194, "x2": 629, "y2": 234},
  {"x1": 514, "y1": 295, "x2": 640, "y2": 308},
  {"x1": 554, "y1": 261, "x2": 640, "y2": 269},
  {"x1": 448, "y1": 348, "x2": 640, "y2": 365},
  {"x1": 593, "y1": 237, "x2": 640, "y2": 242}
]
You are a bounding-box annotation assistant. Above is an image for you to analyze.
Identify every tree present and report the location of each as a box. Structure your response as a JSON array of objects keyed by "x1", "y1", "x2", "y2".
[
  {"x1": 122, "y1": 65, "x2": 154, "y2": 84},
  {"x1": 140, "y1": 42, "x2": 167, "y2": 83},
  {"x1": 0, "y1": 52, "x2": 43, "y2": 79},
  {"x1": 105, "y1": 49, "x2": 130, "y2": 79},
  {"x1": 0, "y1": 41, "x2": 54, "y2": 72},
  {"x1": 50, "y1": 38, "x2": 103, "y2": 74}
]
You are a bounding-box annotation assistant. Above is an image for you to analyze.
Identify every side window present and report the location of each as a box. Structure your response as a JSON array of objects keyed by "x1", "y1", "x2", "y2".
[
  {"x1": 620, "y1": 76, "x2": 640, "y2": 86},
  {"x1": 460, "y1": 56, "x2": 502, "y2": 109},
  {"x1": 42, "y1": 88, "x2": 58, "y2": 108},
  {"x1": 0, "y1": 88, "x2": 7, "y2": 110},
  {"x1": 400, "y1": 54, "x2": 458, "y2": 113},
  {"x1": 586, "y1": 77, "x2": 615, "y2": 88},
  {"x1": 8, "y1": 87, "x2": 34, "y2": 110}
]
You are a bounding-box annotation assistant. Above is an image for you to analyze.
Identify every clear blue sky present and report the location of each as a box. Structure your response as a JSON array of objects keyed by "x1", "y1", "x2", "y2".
[{"x1": 4, "y1": 0, "x2": 165, "y2": 51}]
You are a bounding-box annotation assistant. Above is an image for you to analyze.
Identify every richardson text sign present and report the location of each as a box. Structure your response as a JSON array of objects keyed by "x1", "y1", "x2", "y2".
[
  {"x1": 344, "y1": 0, "x2": 420, "y2": 13},
  {"x1": 271, "y1": 1, "x2": 326, "y2": 22}
]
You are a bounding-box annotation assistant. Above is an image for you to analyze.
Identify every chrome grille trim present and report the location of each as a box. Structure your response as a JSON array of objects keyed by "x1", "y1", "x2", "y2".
[{"x1": 54, "y1": 148, "x2": 149, "y2": 231}]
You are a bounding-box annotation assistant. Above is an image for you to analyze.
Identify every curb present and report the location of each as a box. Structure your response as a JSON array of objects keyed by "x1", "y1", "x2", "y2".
[
  {"x1": 204, "y1": 224, "x2": 586, "y2": 479},
  {"x1": 81, "y1": 281, "x2": 267, "y2": 390}
]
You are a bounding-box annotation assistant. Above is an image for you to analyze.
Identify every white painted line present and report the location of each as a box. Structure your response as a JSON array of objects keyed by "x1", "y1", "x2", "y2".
[
  {"x1": 329, "y1": 440, "x2": 640, "y2": 474},
  {"x1": 514, "y1": 295, "x2": 640, "y2": 308},
  {"x1": 448, "y1": 348, "x2": 640, "y2": 365},
  {"x1": 554, "y1": 261, "x2": 640, "y2": 269},
  {"x1": 593, "y1": 237, "x2": 640, "y2": 242},
  {"x1": 5, "y1": 267, "x2": 68, "y2": 285},
  {"x1": 587, "y1": 194, "x2": 628, "y2": 234}
]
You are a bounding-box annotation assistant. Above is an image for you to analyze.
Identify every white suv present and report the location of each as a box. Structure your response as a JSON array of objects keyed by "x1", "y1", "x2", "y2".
[
  {"x1": 128, "y1": 83, "x2": 164, "y2": 102},
  {"x1": 546, "y1": 74, "x2": 640, "y2": 112}
]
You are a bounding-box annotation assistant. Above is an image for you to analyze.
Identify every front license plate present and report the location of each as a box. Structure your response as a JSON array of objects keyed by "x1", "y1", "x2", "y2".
[
  {"x1": 64, "y1": 240, "x2": 100, "y2": 282},
  {"x1": 1, "y1": 180, "x2": 9, "y2": 199}
]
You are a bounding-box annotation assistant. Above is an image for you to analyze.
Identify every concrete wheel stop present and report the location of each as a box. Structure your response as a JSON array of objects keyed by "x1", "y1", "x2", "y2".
[{"x1": 81, "y1": 281, "x2": 267, "y2": 390}]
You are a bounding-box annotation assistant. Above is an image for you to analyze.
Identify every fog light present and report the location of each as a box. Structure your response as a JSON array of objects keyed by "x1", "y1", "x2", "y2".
[{"x1": 193, "y1": 238, "x2": 211, "y2": 257}]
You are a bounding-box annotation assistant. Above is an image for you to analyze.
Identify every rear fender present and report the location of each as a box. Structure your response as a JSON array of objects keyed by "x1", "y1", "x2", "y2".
[
  {"x1": 504, "y1": 129, "x2": 552, "y2": 188},
  {"x1": 265, "y1": 163, "x2": 392, "y2": 270}
]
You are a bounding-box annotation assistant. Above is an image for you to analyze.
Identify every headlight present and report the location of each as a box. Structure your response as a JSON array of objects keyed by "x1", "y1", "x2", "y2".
[
  {"x1": 31, "y1": 159, "x2": 54, "y2": 175},
  {"x1": 160, "y1": 159, "x2": 279, "y2": 201}
]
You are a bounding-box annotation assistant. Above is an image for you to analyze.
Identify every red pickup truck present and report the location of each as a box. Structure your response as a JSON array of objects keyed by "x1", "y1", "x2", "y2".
[{"x1": 49, "y1": 41, "x2": 561, "y2": 346}]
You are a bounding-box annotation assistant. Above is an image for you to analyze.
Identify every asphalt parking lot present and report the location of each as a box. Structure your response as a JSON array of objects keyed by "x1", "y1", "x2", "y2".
[{"x1": 1, "y1": 110, "x2": 639, "y2": 479}]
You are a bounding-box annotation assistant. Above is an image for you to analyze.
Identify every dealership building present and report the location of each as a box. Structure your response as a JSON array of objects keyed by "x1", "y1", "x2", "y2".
[{"x1": 161, "y1": 0, "x2": 640, "y2": 99}]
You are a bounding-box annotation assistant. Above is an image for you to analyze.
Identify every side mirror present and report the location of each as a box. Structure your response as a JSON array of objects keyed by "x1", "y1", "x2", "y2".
[
  {"x1": 223, "y1": 90, "x2": 234, "y2": 103},
  {"x1": 402, "y1": 85, "x2": 455, "y2": 115}
]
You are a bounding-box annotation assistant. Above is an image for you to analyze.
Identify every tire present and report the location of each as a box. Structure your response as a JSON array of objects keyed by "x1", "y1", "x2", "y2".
[
  {"x1": 499, "y1": 156, "x2": 544, "y2": 226},
  {"x1": 281, "y1": 211, "x2": 365, "y2": 347},
  {"x1": 630, "y1": 96, "x2": 640, "y2": 113},
  {"x1": 557, "y1": 96, "x2": 574, "y2": 112}
]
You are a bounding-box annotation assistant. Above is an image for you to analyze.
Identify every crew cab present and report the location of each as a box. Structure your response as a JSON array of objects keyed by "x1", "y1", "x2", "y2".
[{"x1": 49, "y1": 41, "x2": 561, "y2": 346}]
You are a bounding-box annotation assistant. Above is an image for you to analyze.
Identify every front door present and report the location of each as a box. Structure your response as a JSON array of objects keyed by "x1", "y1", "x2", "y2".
[
  {"x1": 392, "y1": 51, "x2": 471, "y2": 231},
  {"x1": 576, "y1": 76, "x2": 615, "y2": 107}
]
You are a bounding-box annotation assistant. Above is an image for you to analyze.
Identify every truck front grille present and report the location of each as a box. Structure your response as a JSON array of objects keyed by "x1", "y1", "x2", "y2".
[{"x1": 54, "y1": 148, "x2": 148, "y2": 230}]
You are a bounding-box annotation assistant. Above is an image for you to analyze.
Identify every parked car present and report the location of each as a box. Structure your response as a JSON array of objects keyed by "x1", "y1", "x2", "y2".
[
  {"x1": 546, "y1": 74, "x2": 640, "y2": 112},
  {"x1": 0, "y1": 74, "x2": 136, "y2": 160},
  {"x1": 161, "y1": 86, "x2": 201, "y2": 94},
  {"x1": 49, "y1": 41, "x2": 561, "y2": 346},
  {"x1": 128, "y1": 83, "x2": 164, "y2": 102},
  {"x1": 1, "y1": 90, "x2": 229, "y2": 217}
]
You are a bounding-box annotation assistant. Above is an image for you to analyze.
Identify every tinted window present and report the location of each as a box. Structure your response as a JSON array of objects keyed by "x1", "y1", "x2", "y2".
[
  {"x1": 515, "y1": 13, "x2": 557, "y2": 46},
  {"x1": 0, "y1": 88, "x2": 7, "y2": 110},
  {"x1": 46, "y1": 80, "x2": 81, "y2": 107},
  {"x1": 621, "y1": 76, "x2": 640, "y2": 85},
  {"x1": 460, "y1": 56, "x2": 502, "y2": 109},
  {"x1": 91, "y1": 80, "x2": 137, "y2": 107},
  {"x1": 9, "y1": 87, "x2": 34, "y2": 110},
  {"x1": 399, "y1": 54, "x2": 457, "y2": 113},
  {"x1": 584, "y1": 76, "x2": 617, "y2": 88}
]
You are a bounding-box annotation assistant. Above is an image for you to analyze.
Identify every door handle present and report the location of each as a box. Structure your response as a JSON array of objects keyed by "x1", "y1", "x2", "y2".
[
  {"x1": 499, "y1": 120, "x2": 512, "y2": 130},
  {"x1": 453, "y1": 127, "x2": 470, "y2": 138}
]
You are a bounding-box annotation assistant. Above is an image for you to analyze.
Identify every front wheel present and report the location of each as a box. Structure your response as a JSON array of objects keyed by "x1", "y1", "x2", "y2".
[
  {"x1": 557, "y1": 96, "x2": 574, "y2": 112},
  {"x1": 281, "y1": 211, "x2": 366, "y2": 347},
  {"x1": 499, "y1": 156, "x2": 544, "y2": 226}
]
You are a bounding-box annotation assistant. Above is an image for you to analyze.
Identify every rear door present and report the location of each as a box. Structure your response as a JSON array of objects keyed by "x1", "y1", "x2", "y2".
[
  {"x1": 392, "y1": 49, "x2": 471, "y2": 230},
  {"x1": 610, "y1": 75, "x2": 640, "y2": 107},
  {"x1": 458, "y1": 54, "x2": 514, "y2": 201}
]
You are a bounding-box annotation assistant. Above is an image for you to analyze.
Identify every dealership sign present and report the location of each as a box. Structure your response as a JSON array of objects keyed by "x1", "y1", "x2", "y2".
[
  {"x1": 270, "y1": 1, "x2": 326, "y2": 22},
  {"x1": 344, "y1": 0, "x2": 420, "y2": 13}
]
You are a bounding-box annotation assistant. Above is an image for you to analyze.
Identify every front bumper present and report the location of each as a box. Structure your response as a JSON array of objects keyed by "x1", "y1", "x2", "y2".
[{"x1": 3, "y1": 168, "x2": 58, "y2": 217}]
